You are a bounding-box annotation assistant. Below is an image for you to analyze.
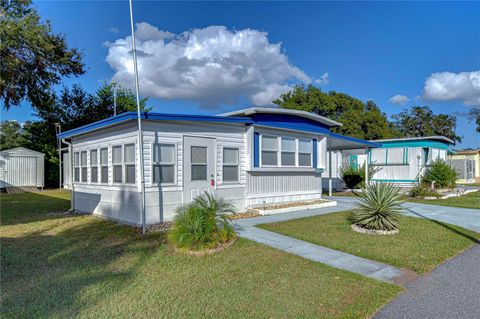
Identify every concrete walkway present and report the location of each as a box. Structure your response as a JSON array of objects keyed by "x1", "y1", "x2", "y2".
[
  {"x1": 233, "y1": 203, "x2": 416, "y2": 285},
  {"x1": 330, "y1": 196, "x2": 480, "y2": 233},
  {"x1": 234, "y1": 196, "x2": 479, "y2": 286},
  {"x1": 374, "y1": 244, "x2": 480, "y2": 319}
]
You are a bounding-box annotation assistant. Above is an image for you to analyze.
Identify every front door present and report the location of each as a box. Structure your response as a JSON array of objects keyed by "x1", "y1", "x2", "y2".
[{"x1": 183, "y1": 136, "x2": 216, "y2": 203}]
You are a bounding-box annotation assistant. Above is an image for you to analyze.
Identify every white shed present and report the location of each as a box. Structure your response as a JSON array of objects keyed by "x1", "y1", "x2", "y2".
[{"x1": 0, "y1": 147, "x2": 45, "y2": 189}]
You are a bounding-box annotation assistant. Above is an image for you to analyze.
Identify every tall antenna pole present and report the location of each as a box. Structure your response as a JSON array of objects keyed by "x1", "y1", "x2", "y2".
[
  {"x1": 129, "y1": 0, "x2": 146, "y2": 234},
  {"x1": 112, "y1": 81, "x2": 118, "y2": 116}
]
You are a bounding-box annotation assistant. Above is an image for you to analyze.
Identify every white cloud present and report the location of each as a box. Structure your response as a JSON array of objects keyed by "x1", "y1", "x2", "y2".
[
  {"x1": 422, "y1": 71, "x2": 480, "y2": 106},
  {"x1": 314, "y1": 72, "x2": 329, "y2": 86},
  {"x1": 105, "y1": 23, "x2": 312, "y2": 108},
  {"x1": 109, "y1": 27, "x2": 119, "y2": 34},
  {"x1": 388, "y1": 94, "x2": 410, "y2": 105}
]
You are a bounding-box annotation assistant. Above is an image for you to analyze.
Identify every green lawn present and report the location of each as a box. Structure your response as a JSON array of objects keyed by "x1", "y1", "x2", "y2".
[
  {"x1": 259, "y1": 211, "x2": 480, "y2": 274},
  {"x1": 407, "y1": 190, "x2": 480, "y2": 209},
  {"x1": 1, "y1": 190, "x2": 400, "y2": 318}
]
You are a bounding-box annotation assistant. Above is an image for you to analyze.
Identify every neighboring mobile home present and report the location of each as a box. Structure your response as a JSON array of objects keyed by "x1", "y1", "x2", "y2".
[
  {"x1": 58, "y1": 107, "x2": 377, "y2": 225},
  {"x1": 450, "y1": 150, "x2": 480, "y2": 184},
  {"x1": 338, "y1": 136, "x2": 455, "y2": 188},
  {"x1": 0, "y1": 147, "x2": 45, "y2": 189}
]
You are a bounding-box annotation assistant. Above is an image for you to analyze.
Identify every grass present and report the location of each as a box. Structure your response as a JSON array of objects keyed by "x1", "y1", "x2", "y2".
[
  {"x1": 259, "y1": 211, "x2": 480, "y2": 274},
  {"x1": 407, "y1": 190, "x2": 480, "y2": 209},
  {"x1": 0, "y1": 190, "x2": 401, "y2": 318}
]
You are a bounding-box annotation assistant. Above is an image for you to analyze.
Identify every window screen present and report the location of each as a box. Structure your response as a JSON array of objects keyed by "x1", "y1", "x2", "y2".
[
  {"x1": 90, "y1": 149, "x2": 98, "y2": 183},
  {"x1": 281, "y1": 137, "x2": 296, "y2": 166},
  {"x1": 124, "y1": 144, "x2": 135, "y2": 184},
  {"x1": 298, "y1": 139, "x2": 312, "y2": 166},
  {"x1": 112, "y1": 145, "x2": 122, "y2": 183},
  {"x1": 153, "y1": 143, "x2": 175, "y2": 183},
  {"x1": 261, "y1": 136, "x2": 278, "y2": 166},
  {"x1": 80, "y1": 151, "x2": 87, "y2": 182},
  {"x1": 223, "y1": 148, "x2": 239, "y2": 182},
  {"x1": 100, "y1": 148, "x2": 108, "y2": 183}
]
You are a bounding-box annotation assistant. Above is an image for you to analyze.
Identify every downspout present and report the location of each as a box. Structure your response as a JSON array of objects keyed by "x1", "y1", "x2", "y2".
[{"x1": 62, "y1": 138, "x2": 74, "y2": 211}]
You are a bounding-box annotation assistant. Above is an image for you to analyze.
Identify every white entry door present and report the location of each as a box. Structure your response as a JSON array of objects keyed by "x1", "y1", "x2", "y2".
[{"x1": 183, "y1": 136, "x2": 216, "y2": 203}]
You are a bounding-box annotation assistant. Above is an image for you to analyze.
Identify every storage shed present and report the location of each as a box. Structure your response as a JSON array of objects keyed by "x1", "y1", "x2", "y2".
[
  {"x1": 0, "y1": 147, "x2": 45, "y2": 189},
  {"x1": 450, "y1": 150, "x2": 480, "y2": 184}
]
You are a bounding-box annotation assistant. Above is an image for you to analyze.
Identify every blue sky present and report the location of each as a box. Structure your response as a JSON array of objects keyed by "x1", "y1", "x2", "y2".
[{"x1": 2, "y1": 1, "x2": 479, "y2": 148}]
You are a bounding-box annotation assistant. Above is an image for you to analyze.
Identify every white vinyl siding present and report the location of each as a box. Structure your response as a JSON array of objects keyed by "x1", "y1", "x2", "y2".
[{"x1": 223, "y1": 148, "x2": 239, "y2": 182}]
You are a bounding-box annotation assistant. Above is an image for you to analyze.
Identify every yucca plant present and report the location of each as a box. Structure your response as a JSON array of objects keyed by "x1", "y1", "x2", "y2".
[
  {"x1": 351, "y1": 182, "x2": 404, "y2": 231},
  {"x1": 169, "y1": 192, "x2": 236, "y2": 250}
]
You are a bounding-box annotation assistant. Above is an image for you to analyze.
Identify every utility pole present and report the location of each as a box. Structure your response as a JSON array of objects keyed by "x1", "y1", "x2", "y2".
[
  {"x1": 111, "y1": 81, "x2": 118, "y2": 116},
  {"x1": 129, "y1": 0, "x2": 147, "y2": 234}
]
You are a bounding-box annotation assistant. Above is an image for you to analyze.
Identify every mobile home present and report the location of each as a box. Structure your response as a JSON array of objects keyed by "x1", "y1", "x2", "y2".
[{"x1": 58, "y1": 107, "x2": 377, "y2": 225}]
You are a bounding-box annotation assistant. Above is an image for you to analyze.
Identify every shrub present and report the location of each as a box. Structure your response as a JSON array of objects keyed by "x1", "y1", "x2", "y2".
[
  {"x1": 169, "y1": 192, "x2": 236, "y2": 251},
  {"x1": 422, "y1": 160, "x2": 457, "y2": 189},
  {"x1": 351, "y1": 182, "x2": 404, "y2": 231},
  {"x1": 410, "y1": 184, "x2": 441, "y2": 198},
  {"x1": 339, "y1": 163, "x2": 381, "y2": 189}
]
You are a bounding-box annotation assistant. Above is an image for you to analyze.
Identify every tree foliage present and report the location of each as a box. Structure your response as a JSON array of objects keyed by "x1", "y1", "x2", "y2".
[
  {"x1": 0, "y1": 120, "x2": 27, "y2": 150},
  {"x1": 4, "y1": 83, "x2": 150, "y2": 186},
  {"x1": 467, "y1": 108, "x2": 480, "y2": 133},
  {"x1": 0, "y1": 0, "x2": 85, "y2": 109},
  {"x1": 392, "y1": 106, "x2": 461, "y2": 143},
  {"x1": 273, "y1": 85, "x2": 398, "y2": 140}
]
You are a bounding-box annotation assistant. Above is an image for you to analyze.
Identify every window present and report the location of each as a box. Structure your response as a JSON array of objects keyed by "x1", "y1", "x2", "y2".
[
  {"x1": 298, "y1": 139, "x2": 312, "y2": 166},
  {"x1": 100, "y1": 148, "x2": 108, "y2": 183},
  {"x1": 386, "y1": 148, "x2": 405, "y2": 165},
  {"x1": 191, "y1": 146, "x2": 207, "y2": 181},
  {"x1": 281, "y1": 137, "x2": 296, "y2": 166},
  {"x1": 90, "y1": 149, "x2": 98, "y2": 183},
  {"x1": 74, "y1": 152, "x2": 80, "y2": 182},
  {"x1": 112, "y1": 145, "x2": 122, "y2": 183},
  {"x1": 223, "y1": 148, "x2": 239, "y2": 182},
  {"x1": 153, "y1": 143, "x2": 175, "y2": 183},
  {"x1": 124, "y1": 144, "x2": 136, "y2": 184},
  {"x1": 80, "y1": 151, "x2": 87, "y2": 182},
  {"x1": 261, "y1": 136, "x2": 278, "y2": 166}
]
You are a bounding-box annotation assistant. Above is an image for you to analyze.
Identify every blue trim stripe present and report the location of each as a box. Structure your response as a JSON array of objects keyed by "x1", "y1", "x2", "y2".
[
  {"x1": 58, "y1": 112, "x2": 253, "y2": 139},
  {"x1": 312, "y1": 138, "x2": 317, "y2": 168},
  {"x1": 379, "y1": 140, "x2": 450, "y2": 150},
  {"x1": 253, "y1": 132, "x2": 260, "y2": 168}
]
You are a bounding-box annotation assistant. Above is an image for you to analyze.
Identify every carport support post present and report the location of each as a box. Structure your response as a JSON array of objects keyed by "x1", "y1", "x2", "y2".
[
  {"x1": 328, "y1": 150, "x2": 333, "y2": 196},
  {"x1": 364, "y1": 147, "x2": 369, "y2": 185}
]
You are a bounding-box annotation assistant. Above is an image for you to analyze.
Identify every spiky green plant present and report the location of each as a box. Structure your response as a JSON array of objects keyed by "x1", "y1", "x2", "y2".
[
  {"x1": 168, "y1": 192, "x2": 236, "y2": 250},
  {"x1": 351, "y1": 183, "x2": 404, "y2": 231}
]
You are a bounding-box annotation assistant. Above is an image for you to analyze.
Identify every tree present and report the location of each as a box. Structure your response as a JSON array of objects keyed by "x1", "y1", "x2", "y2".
[
  {"x1": 0, "y1": 120, "x2": 27, "y2": 150},
  {"x1": 273, "y1": 85, "x2": 397, "y2": 140},
  {"x1": 392, "y1": 106, "x2": 461, "y2": 143},
  {"x1": 24, "y1": 83, "x2": 150, "y2": 187},
  {"x1": 467, "y1": 108, "x2": 480, "y2": 133},
  {"x1": 0, "y1": 0, "x2": 85, "y2": 110}
]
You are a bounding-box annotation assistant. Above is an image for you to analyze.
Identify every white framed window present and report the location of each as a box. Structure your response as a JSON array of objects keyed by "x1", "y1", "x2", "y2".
[
  {"x1": 281, "y1": 137, "x2": 296, "y2": 166},
  {"x1": 298, "y1": 139, "x2": 312, "y2": 167},
  {"x1": 112, "y1": 145, "x2": 122, "y2": 183},
  {"x1": 191, "y1": 146, "x2": 208, "y2": 181},
  {"x1": 152, "y1": 143, "x2": 175, "y2": 184},
  {"x1": 124, "y1": 143, "x2": 136, "y2": 184},
  {"x1": 100, "y1": 147, "x2": 108, "y2": 183},
  {"x1": 80, "y1": 151, "x2": 87, "y2": 182},
  {"x1": 261, "y1": 135, "x2": 278, "y2": 166},
  {"x1": 223, "y1": 147, "x2": 239, "y2": 182},
  {"x1": 90, "y1": 149, "x2": 98, "y2": 183},
  {"x1": 73, "y1": 152, "x2": 80, "y2": 182}
]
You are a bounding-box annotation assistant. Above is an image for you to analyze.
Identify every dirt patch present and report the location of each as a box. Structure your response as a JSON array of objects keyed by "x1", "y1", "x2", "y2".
[
  {"x1": 229, "y1": 211, "x2": 260, "y2": 220},
  {"x1": 174, "y1": 238, "x2": 236, "y2": 256}
]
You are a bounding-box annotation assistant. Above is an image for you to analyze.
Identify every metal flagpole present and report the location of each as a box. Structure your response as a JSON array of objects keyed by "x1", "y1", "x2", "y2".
[{"x1": 129, "y1": 0, "x2": 147, "y2": 234}]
